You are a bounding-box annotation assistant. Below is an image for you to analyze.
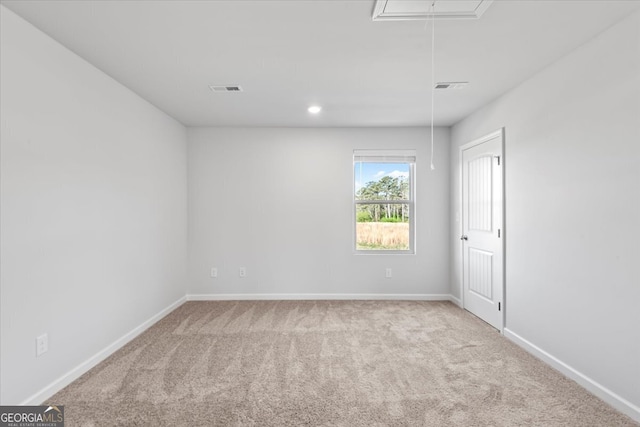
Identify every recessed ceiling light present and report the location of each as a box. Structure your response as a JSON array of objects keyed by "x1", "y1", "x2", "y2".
[{"x1": 308, "y1": 105, "x2": 322, "y2": 114}]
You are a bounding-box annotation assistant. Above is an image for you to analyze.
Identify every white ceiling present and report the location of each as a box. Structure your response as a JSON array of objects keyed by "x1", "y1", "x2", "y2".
[{"x1": 2, "y1": 0, "x2": 639, "y2": 127}]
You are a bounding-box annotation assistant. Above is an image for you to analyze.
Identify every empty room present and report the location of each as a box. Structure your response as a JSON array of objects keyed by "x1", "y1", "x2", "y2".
[{"x1": 1, "y1": 0, "x2": 639, "y2": 425}]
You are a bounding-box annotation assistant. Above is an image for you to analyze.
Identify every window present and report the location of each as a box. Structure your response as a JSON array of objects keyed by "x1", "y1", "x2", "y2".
[{"x1": 354, "y1": 150, "x2": 415, "y2": 254}]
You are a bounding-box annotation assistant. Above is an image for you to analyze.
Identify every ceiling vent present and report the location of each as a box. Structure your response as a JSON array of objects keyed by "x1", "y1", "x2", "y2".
[
  {"x1": 209, "y1": 85, "x2": 243, "y2": 92},
  {"x1": 435, "y1": 82, "x2": 468, "y2": 90},
  {"x1": 372, "y1": 0, "x2": 493, "y2": 21}
]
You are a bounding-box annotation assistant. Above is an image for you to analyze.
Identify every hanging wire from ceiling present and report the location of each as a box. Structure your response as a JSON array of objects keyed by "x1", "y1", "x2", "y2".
[{"x1": 429, "y1": 1, "x2": 436, "y2": 171}]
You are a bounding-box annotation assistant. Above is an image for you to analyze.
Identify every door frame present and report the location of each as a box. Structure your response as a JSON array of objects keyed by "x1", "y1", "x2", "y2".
[{"x1": 459, "y1": 128, "x2": 506, "y2": 333}]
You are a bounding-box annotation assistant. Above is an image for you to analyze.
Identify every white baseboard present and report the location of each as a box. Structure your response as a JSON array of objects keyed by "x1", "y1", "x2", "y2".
[
  {"x1": 504, "y1": 328, "x2": 640, "y2": 423},
  {"x1": 448, "y1": 295, "x2": 462, "y2": 307},
  {"x1": 20, "y1": 296, "x2": 187, "y2": 406},
  {"x1": 187, "y1": 293, "x2": 457, "y2": 301}
]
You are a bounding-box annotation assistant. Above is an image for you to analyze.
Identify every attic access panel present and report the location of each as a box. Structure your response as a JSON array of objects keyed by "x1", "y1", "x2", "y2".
[{"x1": 372, "y1": 0, "x2": 494, "y2": 21}]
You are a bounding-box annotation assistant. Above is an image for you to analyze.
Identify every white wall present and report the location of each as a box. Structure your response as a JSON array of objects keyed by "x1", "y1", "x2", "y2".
[
  {"x1": 450, "y1": 11, "x2": 640, "y2": 416},
  {"x1": 188, "y1": 127, "x2": 450, "y2": 297},
  {"x1": 0, "y1": 7, "x2": 188, "y2": 404}
]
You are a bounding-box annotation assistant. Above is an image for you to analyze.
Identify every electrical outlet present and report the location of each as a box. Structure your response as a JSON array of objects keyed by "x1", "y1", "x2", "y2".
[
  {"x1": 385, "y1": 268, "x2": 392, "y2": 278},
  {"x1": 36, "y1": 333, "x2": 48, "y2": 357},
  {"x1": 210, "y1": 267, "x2": 218, "y2": 278},
  {"x1": 239, "y1": 267, "x2": 246, "y2": 278}
]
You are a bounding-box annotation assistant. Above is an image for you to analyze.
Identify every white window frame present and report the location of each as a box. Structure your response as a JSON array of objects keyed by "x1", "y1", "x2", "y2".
[{"x1": 353, "y1": 149, "x2": 416, "y2": 255}]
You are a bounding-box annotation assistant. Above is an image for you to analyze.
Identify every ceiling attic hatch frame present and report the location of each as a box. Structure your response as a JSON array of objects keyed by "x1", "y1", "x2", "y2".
[{"x1": 372, "y1": 0, "x2": 493, "y2": 21}]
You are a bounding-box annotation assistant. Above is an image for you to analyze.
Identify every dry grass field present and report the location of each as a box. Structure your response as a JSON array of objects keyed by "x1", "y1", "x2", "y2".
[{"x1": 356, "y1": 222, "x2": 409, "y2": 250}]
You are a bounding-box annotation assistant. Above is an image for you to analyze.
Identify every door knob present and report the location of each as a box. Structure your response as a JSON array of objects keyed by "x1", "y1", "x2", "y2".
[{"x1": 460, "y1": 235, "x2": 468, "y2": 241}]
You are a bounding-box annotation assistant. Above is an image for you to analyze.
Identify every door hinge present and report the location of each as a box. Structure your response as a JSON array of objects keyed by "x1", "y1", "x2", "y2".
[
  {"x1": 498, "y1": 229, "x2": 501, "y2": 238},
  {"x1": 495, "y1": 155, "x2": 501, "y2": 165},
  {"x1": 498, "y1": 302, "x2": 501, "y2": 311}
]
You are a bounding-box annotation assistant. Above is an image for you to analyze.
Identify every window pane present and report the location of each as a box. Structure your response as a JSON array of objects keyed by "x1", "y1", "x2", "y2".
[
  {"x1": 355, "y1": 203, "x2": 410, "y2": 250},
  {"x1": 355, "y1": 162, "x2": 410, "y2": 201}
]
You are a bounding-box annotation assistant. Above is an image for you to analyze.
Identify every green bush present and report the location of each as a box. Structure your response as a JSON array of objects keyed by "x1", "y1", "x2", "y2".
[
  {"x1": 380, "y1": 217, "x2": 402, "y2": 223},
  {"x1": 356, "y1": 211, "x2": 373, "y2": 222}
]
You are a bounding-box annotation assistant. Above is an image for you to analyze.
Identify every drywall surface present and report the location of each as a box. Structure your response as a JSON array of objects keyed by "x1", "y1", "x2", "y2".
[
  {"x1": 0, "y1": 6, "x2": 188, "y2": 404},
  {"x1": 188, "y1": 127, "x2": 450, "y2": 297},
  {"x1": 450, "y1": 11, "x2": 640, "y2": 410}
]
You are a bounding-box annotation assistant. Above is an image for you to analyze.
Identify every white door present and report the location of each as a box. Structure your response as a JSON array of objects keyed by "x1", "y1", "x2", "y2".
[{"x1": 461, "y1": 129, "x2": 504, "y2": 331}]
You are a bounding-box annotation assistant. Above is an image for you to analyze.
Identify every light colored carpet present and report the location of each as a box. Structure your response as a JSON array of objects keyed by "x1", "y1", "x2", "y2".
[{"x1": 49, "y1": 301, "x2": 638, "y2": 426}]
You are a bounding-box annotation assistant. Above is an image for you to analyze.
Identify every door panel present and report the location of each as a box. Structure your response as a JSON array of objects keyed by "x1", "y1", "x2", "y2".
[
  {"x1": 462, "y1": 130, "x2": 504, "y2": 331},
  {"x1": 468, "y1": 155, "x2": 493, "y2": 232},
  {"x1": 468, "y1": 248, "x2": 493, "y2": 300}
]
